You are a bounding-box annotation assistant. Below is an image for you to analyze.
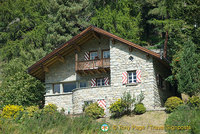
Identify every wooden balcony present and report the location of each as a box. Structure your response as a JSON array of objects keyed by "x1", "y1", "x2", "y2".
[{"x1": 75, "y1": 58, "x2": 110, "y2": 75}]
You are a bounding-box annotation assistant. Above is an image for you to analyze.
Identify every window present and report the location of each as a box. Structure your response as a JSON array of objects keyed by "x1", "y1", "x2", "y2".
[
  {"x1": 63, "y1": 82, "x2": 76, "y2": 93},
  {"x1": 90, "y1": 51, "x2": 98, "y2": 60},
  {"x1": 53, "y1": 84, "x2": 60, "y2": 93},
  {"x1": 128, "y1": 71, "x2": 137, "y2": 83},
  {"x1": 80, "y1": 81, "x2": 88, "y2": 88},
  {"x1": 97, "y1": 78, "x2": 105, "y2": 86},
  {"x1": 103, "y1": 50, "x2": 110, "y2": 58}
]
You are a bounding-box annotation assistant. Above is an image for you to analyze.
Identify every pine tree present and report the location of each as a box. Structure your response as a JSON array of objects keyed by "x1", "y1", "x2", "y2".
[
  {"x1": 0, "y1": 0, "x2": 49, "y2": 106},
  {"x1": 172, "y1": 40, "x2": 200, "y2": 96},
  {"x1": 91, "y1": 0, "x2": 142, "y2": 44},
  {"x1": 46, "y1": 0, "x2": 91, "y2": 48}
]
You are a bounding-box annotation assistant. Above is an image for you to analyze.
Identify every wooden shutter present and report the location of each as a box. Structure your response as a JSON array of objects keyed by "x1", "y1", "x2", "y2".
[
  {"x1": 104, "y1": 77, "x2": 109, "y2": 86},
  {"x1": 136, "y1": 70, "x2": 141, "y2": 83},
  {"x1": 84, "y1": 51, "x2": 90, "y2": 60},
  {"x1": 97, "y1": 99, "x2": 106, "y2": 111},
  {"x1": 122, "y1": 72, "x2": 128, "y2": 84},
  {"x1": 91, "y1": 78, "x2": 96, "y2": 87}
]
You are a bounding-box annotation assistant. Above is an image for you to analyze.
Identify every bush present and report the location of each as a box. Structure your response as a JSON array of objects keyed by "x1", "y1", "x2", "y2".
[
  {"x1": 187, "y1": 96, "x2": 200, "y2": 108},
  {"x1": 25, "y1": 106, "x2": 40, "y2": 117},
  {"x1": 1, "y1": 104, "x2": 24, "y2": 119},
  {"x1": 109, "y1": 99, "x2": 126, "y2": 118},
  {"x1": 43, "y1": 103, "x2": 58, "y2": 114},
  {"x1": 134, "y1": 103, "x2": 146, "y2": 114},
  {"x1": 165, "y1": 96, "x2": 183, "y2": 113},
  {"x1": 84, "y1": 103, "x2": 105, "y2": 119},
  {"x1": 121, "y1": 92, "x2": 135, "y2": 114},
  {"x1": 165, "y1": 105, "x2": 200, "y2": 134}
]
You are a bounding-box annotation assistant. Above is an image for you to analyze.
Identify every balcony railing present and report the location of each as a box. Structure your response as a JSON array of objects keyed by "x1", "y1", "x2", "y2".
[{"x1": 75, "y1": 58, "x2": 110, "y2": 71}]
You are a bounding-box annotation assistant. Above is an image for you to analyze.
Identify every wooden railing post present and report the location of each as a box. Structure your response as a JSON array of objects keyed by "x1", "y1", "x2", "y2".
[
  {"x1": 101, "y1": 58, "x2": 103, "y2": 67},
  {"x1": 75, "y1": 51, "x2": 78, "y2": 71}
]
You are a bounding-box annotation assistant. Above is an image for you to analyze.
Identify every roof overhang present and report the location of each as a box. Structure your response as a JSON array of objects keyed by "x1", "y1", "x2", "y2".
[{"x1": 28, "y1": 25, "x2": 170, "y2": 81}]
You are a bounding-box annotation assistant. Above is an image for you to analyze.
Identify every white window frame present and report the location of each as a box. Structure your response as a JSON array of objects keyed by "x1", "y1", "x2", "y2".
[
  {"x1": 96, "y1": 78, "x2": 105, "y2": 87},
  {"x1": 128, "y1": 71, "x2": 137, "y2": 83}
]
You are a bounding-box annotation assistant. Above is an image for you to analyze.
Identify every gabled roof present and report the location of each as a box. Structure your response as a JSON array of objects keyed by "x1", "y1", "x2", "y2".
[{"x1": 28, "y1": 25, "x2": 169, "y2": 81}]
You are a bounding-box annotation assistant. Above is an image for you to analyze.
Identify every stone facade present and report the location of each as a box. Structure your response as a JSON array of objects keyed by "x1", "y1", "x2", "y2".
[{"x1": 44, "y1": 35, "x2": 174, "y2": 115}]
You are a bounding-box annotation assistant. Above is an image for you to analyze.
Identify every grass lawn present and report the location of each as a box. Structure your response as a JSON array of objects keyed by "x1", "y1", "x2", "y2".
[{"x1": 98, "y1": 111, "x2": 168, "y2": 134}]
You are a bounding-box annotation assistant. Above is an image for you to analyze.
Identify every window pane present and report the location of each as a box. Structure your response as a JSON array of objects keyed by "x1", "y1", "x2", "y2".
[
  {"x1": 128, "y1": 71, "x2": 137, "y2": 83},
  {"x1": 63, "y1": 82, "x2": 76, "y2": 92},
  {"x1": 53, "y1": 84, "x2": 60, "y2": 93},
  {"x1": 80, "y1": 82, "x2": 87, "y2": 88},
  {"x1": 90, "y1": 52, "x2": 98, "y2": 60},
  {"x1": 103, "y1": 51, "x2": 110, "y2": 58}
]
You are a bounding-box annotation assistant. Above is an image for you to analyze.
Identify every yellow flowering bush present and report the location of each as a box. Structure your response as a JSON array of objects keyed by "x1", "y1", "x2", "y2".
[
  {"x1": 84, "y1": 103, "x2": 105, "y2": 119},
  {"x1": 1, "y1": 104, "x2": 24, "y2": 119},
  {"x1": 43, "y1": 103, "x2": 58, "y2": 114},
  {"x1": 109, "y1": 99, "x2": 126, "y2": 117},
  {"x1": 165, "y1": 96, "x2": 183, "y2": 113},
  {"x1": 25, "y1": 106, "x2": 40, "y2": 117},
  {"x1": 187, "y1": 96, "x2": 200, "y2": 108}
]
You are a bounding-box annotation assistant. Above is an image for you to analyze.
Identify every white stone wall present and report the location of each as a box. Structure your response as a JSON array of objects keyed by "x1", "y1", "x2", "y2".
[
  {"x1": 109, "y1": 40, "x2": 155, "y2": 109},
  {"x1": 45, "y1": 93, "x2": 73, "y2": 114}
]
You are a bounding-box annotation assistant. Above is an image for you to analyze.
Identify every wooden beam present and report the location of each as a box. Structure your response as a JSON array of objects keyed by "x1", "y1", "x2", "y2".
[
  {"x1": 111, "y1": 38, "x2": 116, "y2": 44},
  {"x1": 92, "y1": 31, "x2": 100, "y2": 40},
  {"x1": 43, "y1": 66, "x2": 49, "y2": 73},
  {"x1": 89, "y1": 70, "x2": 94, "y2": 75},
  {"x1": 57, "y1": 55, "x2": 65, "y2": 63},
  {"x1": 100, "y1": 68, "x2": 107, "y2": 73},
  {"x1": 94, "y1": 69, "x2": 101, "y2": 74},
  {"x1": 129, "y1": 46, "x2": 133, "y2": 52},
  {"x1": 75, "y1": 45, "x2": 81, "y2": 52}
]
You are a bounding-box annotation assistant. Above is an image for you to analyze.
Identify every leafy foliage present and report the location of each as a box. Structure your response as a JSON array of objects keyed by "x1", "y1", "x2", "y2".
[
  {"x1": 109, "y1": 99, "x2": 126, "y2": 118},
  {"x1": 165, "y1": 96, "x2": 183, "y2": 113},
  {"x1": 43, "y1": 103, "x2": 58, "y2": 114},
  {"x1": 24, "y1": 106, "x2": 40, "y2": 117},
  {"x1": 1, "y1": 104, "x2": 24, "y2": 119},
  {"x1": 84, "y1": 102, "x2": 104, "y2": 119},
  {"x1": 187, "y1": 96, "x2": 200, "y2": 108},
  {"x1": 171, "y1": 40, "x2": 200, "y2": 96},
  {"x1": 109, "y1": 92, "x2": 137, "y2": 118},
  {"x1": 165, "y1": 105, "x2": 200, "y2": 134},
  {"x1": 134, "y1": 103, "x2": 146, "y2": 115},
  {"x1": 0, "y1": 72, "x2": 45, "y2": 107},
  {"x1": 91, "y1": 0, "x2": 142, "y2": 44}
]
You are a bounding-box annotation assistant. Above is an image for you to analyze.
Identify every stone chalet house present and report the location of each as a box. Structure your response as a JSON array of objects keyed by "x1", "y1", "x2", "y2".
[{"x1": 28, "y1": 26, "x2": 177, "y2": 115}]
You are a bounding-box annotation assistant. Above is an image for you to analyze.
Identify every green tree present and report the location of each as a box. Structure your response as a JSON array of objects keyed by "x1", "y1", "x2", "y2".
[
  {"x1": 0, "y1": 0, "x2": 49, "y2": 106},
  {"x1": 172, "y1": 40, "x2": 200, "y2": 96},
  {"x1": 46, "y1": 0, "x2": 91, "y2": 48},
  {"x1": 0, "y1": 71, "x2": 45, "y2": 107},
  {"x1": 91, "y1": 0, "x2": 142, "y2": 44}
]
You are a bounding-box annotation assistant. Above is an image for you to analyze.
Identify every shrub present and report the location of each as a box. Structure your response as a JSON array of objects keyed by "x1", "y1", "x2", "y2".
[
  {"x1": 121, "y1": 92, "x2": 135, "y2": 114},
  {"x1": 1, "y1": 104, "x2": 24, "y2": 119},
  {"x1": 43, "y1": 103, "x2": 58, "y2": 114},
  {"x1": 84, "y1": 102, "x2": 105, "y2": 119},
  {"x1": 165, "y1": 96, "x2": 183, "y2": 113},
  {"x1": 187, "y1": 96, "x2": 200, "y2": 108},
  {"x1": 165, "y1": 105, "x2": 200, "y2": 134},
  {"x1": 109, "y1": 99, "x2": 126, "y2": 118},
  {"x1": 25, "y1": 106, "x2": 40, "y2": 117},
  {"x1": 134, "y1": 103, "x2": 146, "y2": 114}
]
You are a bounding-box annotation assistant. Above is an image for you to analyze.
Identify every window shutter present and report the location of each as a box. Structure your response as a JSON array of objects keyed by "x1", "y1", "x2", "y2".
[
  {"x1": 136, "y1": 70, "x2": 141, "y2": 83},
  {"x1": 104, "y1": 77, "x2": 109, "y2": 86},
  {"x1": 84, "y1": 51, "x2": 90, "y2": 60},
  {"x1": 97, "y1": 99, "x2": 106, "y2": 112},
  {"x1": 91, "y1": 78, "x2": 96, "y2": 87},
  {"x1": 122, "y1": 72, "x2": 128, "y2": 84}
]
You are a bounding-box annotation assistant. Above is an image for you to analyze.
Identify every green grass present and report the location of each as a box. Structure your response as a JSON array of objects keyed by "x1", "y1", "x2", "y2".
[
  {"x1": 165, "y1": 105, "x2": 200, "y2": 134},
  {"x1": 0, "y1": 112, "x2": 122, "y2": 134}
]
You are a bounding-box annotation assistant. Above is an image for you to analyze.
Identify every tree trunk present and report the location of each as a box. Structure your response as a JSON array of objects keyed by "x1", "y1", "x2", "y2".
[{"x1": 163, "y1": 30, "x2": 168, "y2": 58}]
